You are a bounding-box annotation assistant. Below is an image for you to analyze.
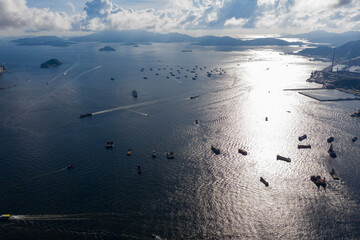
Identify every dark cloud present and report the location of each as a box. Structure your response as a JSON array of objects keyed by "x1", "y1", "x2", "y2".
[{"x1": 335, "y1": 0, "x2": 352, "y2": 7}]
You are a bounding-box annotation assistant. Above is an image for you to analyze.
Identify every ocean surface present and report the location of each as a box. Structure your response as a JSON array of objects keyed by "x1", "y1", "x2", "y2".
[{"x1": 0, "y1": 40, "x2": 360, "y2": 239}]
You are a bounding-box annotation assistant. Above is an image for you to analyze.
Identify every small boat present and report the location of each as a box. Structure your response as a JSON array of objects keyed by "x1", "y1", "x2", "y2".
[
  {"x1": 0, "y1": 214, "x2": 11, "y2": 220},
  {"x1": 265, "y1": 117, "x2": 268, "y2": 121},
  {"x1": 67, "y1": 165, "x2": 75, "y2": 169},
  {"x1": 137, "y1": 166, "x2": 142, "y2": 174},
  {"x1": 311, "y1": 175, "x2": 326, "y2": 187},
  {"x1": 152, "y1": 150, "x2": 157, "y2": 158},
  {"x1": 298, "y1": 144, "x2": 311, "y2": 149},
  {"x1": 260, "y1": 177, "x2": 269, "y2": 187},
  {"x1": 110, "y1": 77, "x2": 115, "y2": 80},
  {"x1": 195, "y1": 120, "x2": 199, "y2": 124},
  {"x1": 143, "y1": 77, "x2": 148, "y2": 79},
  {"x1": 211, "y1": 145, "x2": 220, "y2": 155},
  {"x1": 132, "y1": 89, "x2": 138, "y2": 98},
  {"x1": 328, "y1": 144, "x2": 336, "y2": 158},
  {"x1": 330, "y1": 168, "x2": 340, "y2": 180},
  {"x1": 327, "y1": 137, "x2": 334, "y2": 143},
  {"x1": 106, "y1": 141, "x2": 115, "y2": 149},
  {"x1": 127, "y1": 149, "x2": 132, "y2": 156},
  {"x1": 238, "y1": 148, "x2": 247, "y2": 155},
  {"x1": 352, "y1": 137, "x2": 358, "y2": 142},
  {"x1": 276, "y1": 155, "x2": 291, "y2": 162},
  {"x1": 80, "y1": 113, "x2": 92, "y2": 118},
  {"x1": 298, "y1": 134, "x2": 307, "y2": 141},
  {"x1": 166, "y1": 152, "x2": 174, "y2": 159},
  {"x1": 189, "y1": 95, "x2": 200, "y2": 100}
]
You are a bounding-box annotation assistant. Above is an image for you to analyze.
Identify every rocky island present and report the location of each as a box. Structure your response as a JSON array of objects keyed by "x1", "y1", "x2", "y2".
[
  {"x1": 40, "y1": 58, "x2": 63, "y2": 68},
  {"x1": 99, "y1": 46, "x2": 116, "y2": 51}
]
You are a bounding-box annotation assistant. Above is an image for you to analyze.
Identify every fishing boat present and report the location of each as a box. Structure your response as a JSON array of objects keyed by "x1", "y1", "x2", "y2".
[
  {"x1": 132, "y1": 89, "x2": 138, "y2": 98},
  {"x1": 152, "y1": 150, "x2": 157, "y2": 158},
  {"x1": 298, "y1": 144, "x2": 311, "y2": 149},
  {"x1": 352, "y1": 137, "x2": 358, "y2": 142},
  {"x1": 330, "y1": 169, "x2": 340, "y2": 180},
  {"x1": 298, "y1": 134, "x2": 307, "y2": 141},
  {"x1": 166, "y1": 152, "x2": 174, "y2": 159},
  {"x1": 0, "y1": 214, "x2": 11, "y2": 220},
  {"x1": 328, "y1": 144, "x2": 336, "y2": 158},
  {"x1": 238, "y1": 148, "x2": 247, "y2": 155},
  {"x1": 106, "y1": 141, "x2": 115, "y2": 149},
  {"x1": 311, "y1": 176, "x2": 326, "y2": 187},
  {"x1": 260, "y1": 177, "x2": 269, "y2": 187},
  {"x1": 276, "y1": 155, "x2": 291, "y2": 162},
  {"x1": 137, "y1": 166, "x2": 142, "y2": 174},
  {"x1": 211, "y1": 145, "x2": 220, "y2": 155},
  {"x1": 127, "y1": 149, "x2": 132, "y2": 156},
  {"x1": 327, "y1": 137, "x2": 334, "y2": 143},
  {"x1": 80, "y1": 113, "x2": 92, "y2": 118}
]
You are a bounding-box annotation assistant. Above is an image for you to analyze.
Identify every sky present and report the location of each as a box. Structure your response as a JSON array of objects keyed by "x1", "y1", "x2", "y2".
[{"x1": 0, "y1": 0, "x2": 359, "y2": 37}]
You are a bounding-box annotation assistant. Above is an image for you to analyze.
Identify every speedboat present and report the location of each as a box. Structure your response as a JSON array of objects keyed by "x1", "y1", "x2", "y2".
[
  {"x1": 132, "y1": 89, "x2": 138, "y2": 98},
  {"x1": 260, "y1": 177, "x2": 269, "y2": 187},
  {"x1": 127, "y1": 149, "x2": 132, "y2": 156},
  {"x1": 0, "y1": 214, "x2": 11, "y2": 220},
  {"x1": 276, "y1": 155, "x2": 291, "y2": 162},
  {"x1": 152, "y1": 150, "x2": 157, "y2": 158},
  {"x1": 106, "y1": 141, "x2": 115, "y2": 149},
  {"x1": 298, "y1": 134, "x2": 307, "y2": 141},
  {"x1": 311, "y1": 176, "x2": 326, "y2": 187},
  {"x1": 166, "y1": 152, "x2": 174, "y2": 159},
  {"x1": 238, "y1": 148, "x2": 248, "y2": 155},
  {"x1": 80, "y1": 113, "x2": 92, "y2": 118},
  {"x1": 211, "y1": 145, "x2": 220, "y2": 155}
]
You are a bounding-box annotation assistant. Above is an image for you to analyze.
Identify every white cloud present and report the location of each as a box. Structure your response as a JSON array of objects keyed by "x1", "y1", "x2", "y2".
[{"x1": 224, "y1": 17, "x2": 248, "y2": 27}]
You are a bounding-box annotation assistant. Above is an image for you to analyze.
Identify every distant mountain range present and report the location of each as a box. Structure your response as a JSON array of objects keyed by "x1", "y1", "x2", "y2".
[
  {"x1": 283, "y1": 30, "x2": 360, "y2": 46},
  {"x1": 297, "y1": 39, "x2": 360, "y2": 60},
  {"x1": 12, "y1": 30, "x2": 302, "y2": 47}
]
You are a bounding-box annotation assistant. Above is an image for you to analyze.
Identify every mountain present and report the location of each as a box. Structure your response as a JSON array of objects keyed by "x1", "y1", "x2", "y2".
[
  {"x1": 12, "y1": 36, "x2": 74, "y2": 47},
  {"x1": 40, "y1": 58, "x2": 63, "y2": 68},
  {"x1": 70, "y1": 30, "x2": 301, "y2": 47},
  {"x1": 284, "y1": 30, "x2": 360, "y2": 46},
  {"x1": 297, "y1": 39, "x2": 360, "y2": 60},
  {"x1": 99, "y1": 46, "x2": 116, "y2": 51}
]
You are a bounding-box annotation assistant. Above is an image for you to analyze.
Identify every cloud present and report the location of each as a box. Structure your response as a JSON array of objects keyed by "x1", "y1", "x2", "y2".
[
  {"x1": 224, "y1": 17, "x2": 248, "y2": 27},
  {"x1": 66, "y1": 2, "x2": 76, "y2": 13},
  {"x1": 335, "y1": 0, "x2": 352, "y2": 7}
]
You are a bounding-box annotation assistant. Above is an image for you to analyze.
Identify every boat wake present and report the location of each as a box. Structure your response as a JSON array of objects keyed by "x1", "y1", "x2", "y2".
[
  {"x1": 127, "y1": 109, "x2": 149, "y2": 117},
  {"x1": 10, "y1": 213, "x2": 123, "y2": 221}
]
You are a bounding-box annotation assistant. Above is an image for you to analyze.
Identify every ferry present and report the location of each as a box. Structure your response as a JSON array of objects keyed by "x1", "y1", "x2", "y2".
[
  {"x1": 328, "y1": 144, "x2": 336, "y2": 158},
  {"x1": 276, "y1": 155, "x2": 291, "y2": 162},
  {"x1": 298, "y1": 144, "x2": 311, "y2": 149},
  {"x1": 238, "y1": 148, "x2": 248, "y2": 155},
  {"x1": 311, "y1": 175, "x2": 326, "y2": 187},
  {"x1": 327, "y1": 137, "x2": 334, "y2": 143},
  {"x1": 298, "y1": 134, "x2": 307, "y2": 141},
  {"x1": 132, "y1": 89, "x2": 138, "y2": 98},
  {"x1": 211, "y1": 145, "x2": 220, "y2": 155},
  {"x1": 330, "y1": 169, "x2": 340, "y2": 180},
  {"x1": 166, "y1": 152, "x2": 174, "y2": 159},
  {"x1": 106, "y1": 141, "x2": 115, "y2": 149},
  {"x1": 127, "y1": 149, "x2": 132, "y2": 156},
  {"x1": 80, "y1": 113, "x2": 92, "y2": 118},
  {"x1": 260, "y1": 177, "x2": 269, "y2": 187},
  {"x1": 0, "y1": 214, "x2": 11, "y2": 220},
  {"x1": 152, "y1": 150, "x2": 157, "y2": 158}
]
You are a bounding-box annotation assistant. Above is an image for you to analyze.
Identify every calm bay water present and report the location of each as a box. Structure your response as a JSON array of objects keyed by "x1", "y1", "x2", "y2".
[{"x1": 0, "y1": 41, "x2": 360, "y2": 239}]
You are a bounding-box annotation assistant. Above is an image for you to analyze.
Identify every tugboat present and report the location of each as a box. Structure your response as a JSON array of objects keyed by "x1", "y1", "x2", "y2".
[
  {"x1": 106, "y1": 141, "x2": 115, "y2": 149},
  {"x1": 327, "y1": 137, "x2": 334, "y2": 143},
  {"x1": 276, "y1": 155, "x2": 291, "y2": 162},
  {"x1": 132, "y1": 89, "x2": 138, "y2": 98},
  {"x1": 0, "y1": 214, "x2": 11, "y2": 220},
  {"x1": 311, "y1": 176, "x2": 326, "y2": 188},
  {"x1": 211, "y1": 145, "x2": 220, "y2": 155},
  {"x1": 80, "y1": 113, "x2": 92, "y2": 118},
  {"x1": 352, "y1": 137, "x2": 358, "y2": 142},
  {"x1": 152, "y1": 150, "x2": 157, "y2": 158},
  {"x1": 298, "y1": 144, "x2": 311, "y2": 149},
  {"x1": 166, "y1": 152, "x2": 174, "y2": 159},
  {"x1": 137, "y1": 166, "x2": 142, "y2": 174},
  {"x1": 298, "y1": 134, "x2": 307, "y2": 141},
  {"x1": 127, "y1": 149, "x2": 132, "y2": 156},
  {"x1": 330, "y1": 168, "x2": 340, "y2": 180},
  {"x1": 260, "y1": 177, "x2": 269, "y2": 187},
  {"x1": 238, "y1": 148, "x2": 248, "y2": 155},
  {"x1": 328, "y1": 144, "x2": 336, "y2": 158}
]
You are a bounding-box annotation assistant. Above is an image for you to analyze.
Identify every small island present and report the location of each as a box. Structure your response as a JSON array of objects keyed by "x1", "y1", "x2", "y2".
[
  {"x1": 40, "y1": 58, "x2": 63, "y2": 68},
  {"x1": 0, "y1": 64, "x2": 7, "y2": 74},
  {"x1": 99, "y1": 46, "x2": 116, "y2": 51}
]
